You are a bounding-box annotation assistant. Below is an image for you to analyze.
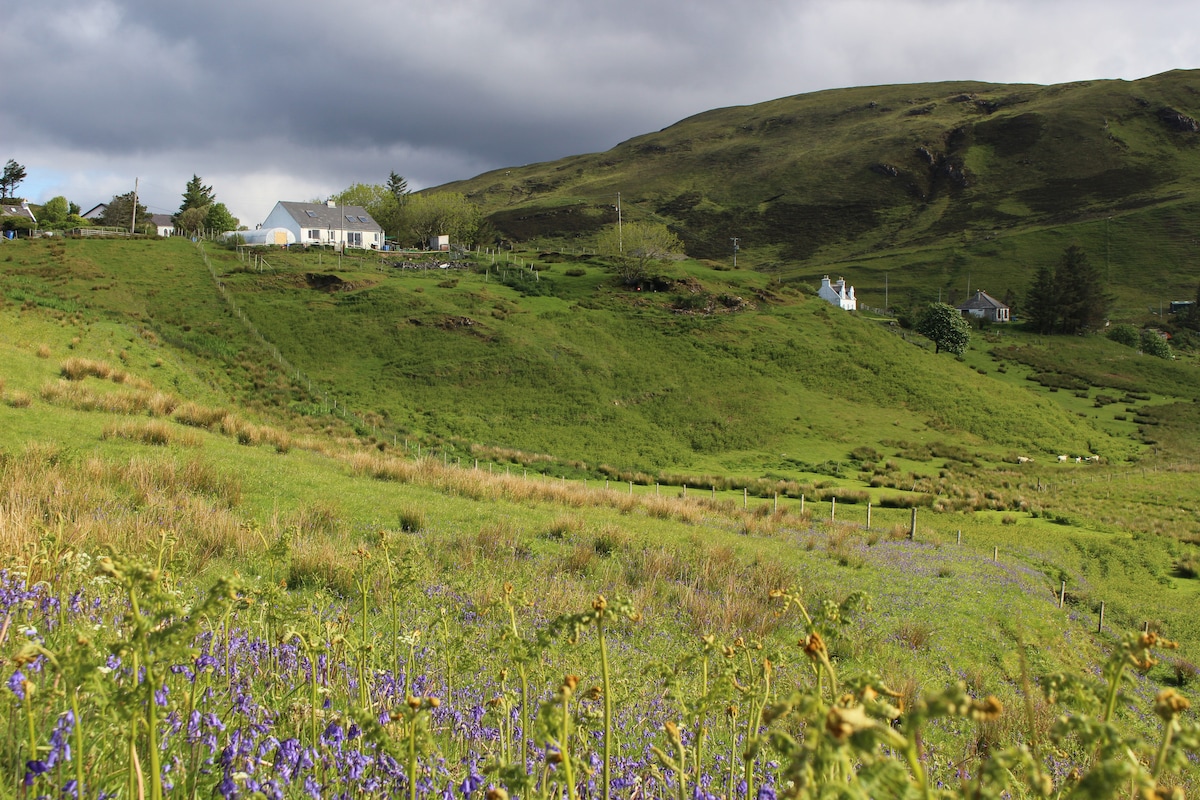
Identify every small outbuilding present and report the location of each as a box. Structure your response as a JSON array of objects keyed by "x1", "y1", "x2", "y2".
[
  {"x1": 227, "y1": 227, "x2": 296, "y2": 246},
  {"x1": 957, "y1": 290, "x2": 1010, "y2": 323}
]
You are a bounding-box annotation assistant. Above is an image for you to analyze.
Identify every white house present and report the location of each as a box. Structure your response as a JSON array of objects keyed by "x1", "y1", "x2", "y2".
[
  {"x1": 957, "y1": 290, "x2": 1010, "y2": 323},
  {"x1": 818, "y1": 275, "x2": 856, "y2": 311},
  {"x1": 260, "y1": 200, "x2": 383, "y2": 250},
  {"x1": 80, "y1": 203, "x2": 107, "y2": 221},
  {"x1": 429, "y1": 234, "x2": 450, "y2": 251},
  {"x1": 151, "y1": 214, "x2": 176, "y2": 237}
]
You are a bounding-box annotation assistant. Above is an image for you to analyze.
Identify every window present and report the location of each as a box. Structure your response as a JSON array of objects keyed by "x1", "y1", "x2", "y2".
[
  {"x1": 305, "y1": 209, "x2": 317, "y2": 217},
  {"x1": 357, "y1": 216, "x2": 369, "y2": 223},
  {"x1": 345, "y1": 215, "x2": 356, "y2": 223},
  {"x1": 308, "y1": 229, "x2": 320, "y2": 240},
  {"x1": 347, "y1": 232, "x2": 362, "y2": 247}
]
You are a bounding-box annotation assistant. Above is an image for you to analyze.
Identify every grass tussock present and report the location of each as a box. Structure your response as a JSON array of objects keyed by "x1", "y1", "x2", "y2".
[
  {"x1": 2, "y1": 385, "x2": 32, "y2": 408},
  {"x1": 0, "y1": 447, "x2": 246, "y2": 573},
  {"x1": 101, "y1": 419, "x2": 202, "y2": 447},
  {"x1": 40, "y1": 380, "x2": 155, "y2": 415},
  {"x1": 173, "y1": 401, "x2": 230, "y2": 429}
]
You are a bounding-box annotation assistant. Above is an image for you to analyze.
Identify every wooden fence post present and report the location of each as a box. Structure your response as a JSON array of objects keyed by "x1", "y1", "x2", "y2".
[
  {"x1": 866, "y1": 502, "x2": 872, "y2": 529},
  {"x1": 1059, "y1": 581, "x2": 1066, "y2": 608},
  {"x1": 909, "y1": 507, "x2": 917, "y2": 540},
  {"x1": 831, "y1": 496, "x2": 836, "y2": 521},
  {"x1": 1098, "y1": 602, "x2": 1105, "y2": 633}
]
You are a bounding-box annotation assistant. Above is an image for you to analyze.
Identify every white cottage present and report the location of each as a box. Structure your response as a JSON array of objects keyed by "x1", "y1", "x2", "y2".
[
  {"x1": 260, "y1": 200, "x2": 383, "y2": 250},
  {"x1": 818, "y1": 275, "x2": 856, "y2": 311}
]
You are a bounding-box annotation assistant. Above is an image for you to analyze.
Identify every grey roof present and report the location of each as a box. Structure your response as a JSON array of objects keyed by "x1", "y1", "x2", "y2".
[
  {"x1": 279, "y1": 201, "x2": 382, "y2": 232},
  {"x1": 1, "y1": 203, "x2": 36, "y2": 222},
  {"x1": 957, "y1": 290, "x2": 1008, "y2": 311},
  {"x1": 151, "y1": 214, "x2": 174, "y2": 227}
]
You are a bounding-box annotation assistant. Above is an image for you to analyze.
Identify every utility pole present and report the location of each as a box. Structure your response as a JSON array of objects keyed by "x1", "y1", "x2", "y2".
[
  {"x1": 616, "y1": 192, "x2": 623, "y2": 254},
  {"x1": 131, "y1": 177, "x2": 139, "y2": 235},
  {"x1": 731, "y1": 237, "x2": 739, "y2": 268},
  {"x1": 885, "y1": 273, "x2": 889, "y2": 311}
]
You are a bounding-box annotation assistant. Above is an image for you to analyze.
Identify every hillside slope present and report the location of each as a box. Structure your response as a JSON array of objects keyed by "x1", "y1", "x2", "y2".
[
  {"x1": 0, "y1": 238, "x2": 1145, "y2": 477},
  {"x1": 442, "y1": 71, "x2": 1200, "y2": 311}
]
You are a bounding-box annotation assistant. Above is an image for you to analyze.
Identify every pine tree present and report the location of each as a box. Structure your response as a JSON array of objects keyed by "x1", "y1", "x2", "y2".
[
  {"x1": 175, "y1": 175, "x2": 216, "y2": 225},
  {"x1": 1055, "y1": 245, "x2": 1109, "y2": 333},
  {"x1": 1023, "y1": 261, "x2": 1059, "y2": 334},
  {"x1": 387, "y1": 172, "x2": 409, "y2": 204}
]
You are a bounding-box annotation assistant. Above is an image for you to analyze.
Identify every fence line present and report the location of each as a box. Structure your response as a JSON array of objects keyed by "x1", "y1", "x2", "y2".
[{"x1": 194, "y1": 241, "x2": 375, "y2": 434}]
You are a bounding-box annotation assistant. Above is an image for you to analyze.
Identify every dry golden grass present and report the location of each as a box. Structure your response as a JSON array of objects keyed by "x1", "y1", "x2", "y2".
[
  {"x1": 345, "y1": 450, "x2": 723, "y2": 527},
  {"x1": 40, "y1": 380, "x2": 154, "y2": 415},
  {"x1": 0, "y1": 447, "x2": 248, "y2": 572},
  {"x1": 173, "y1": 401, "x2": 229, "y2": 429},
  {"x1": 3, "y1": 390, "x2": 32, "y2": 408},
  {"x1": 101, "y1": 419, "x2": 202, "y2": 447},
  {"x1": 36, "y1": 344, "x2": 51, "y2": 359}
]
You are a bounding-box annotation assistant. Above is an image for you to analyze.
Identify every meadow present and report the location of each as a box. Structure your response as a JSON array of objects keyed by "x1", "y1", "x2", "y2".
[{"x1": 1, "y1": 235, "x2": 1199, "y2": 797}]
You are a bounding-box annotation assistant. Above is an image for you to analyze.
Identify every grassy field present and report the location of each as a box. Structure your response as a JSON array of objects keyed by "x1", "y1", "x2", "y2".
[{"x1": 1, "y1": 233, "x2": 1199, "y2": 795}]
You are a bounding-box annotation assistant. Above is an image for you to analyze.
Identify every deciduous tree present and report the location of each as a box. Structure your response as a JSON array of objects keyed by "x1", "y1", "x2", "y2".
[
  {"x1": 203, "y1": 202, "x2": 238, "y2": 233},
  {"x1": 98, "y1": 192, "x2": 153, "y2": 234},
  {"x1": 916, "y1": 302, "x2": 971, "y2": 355},
  {"x1": 397, "y1": 192, "x2": 482, "y2": 248},
  {"x1": 596, "y1": 221, "x2": 684, "y2": 287}
]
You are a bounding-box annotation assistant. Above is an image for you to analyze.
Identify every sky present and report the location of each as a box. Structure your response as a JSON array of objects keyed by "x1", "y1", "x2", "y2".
[{"x1": 2, "y1": 0, "x2": 1197, "y2": 226}]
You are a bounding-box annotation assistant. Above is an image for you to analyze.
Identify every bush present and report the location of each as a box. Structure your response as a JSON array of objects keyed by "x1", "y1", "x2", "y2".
[
  {"x1": 1107, "y1": 323, "x2": 1140, "y2": 348},
  {"x1": 1140, "y1": 329, "x2": 1172, "y2": 359}
]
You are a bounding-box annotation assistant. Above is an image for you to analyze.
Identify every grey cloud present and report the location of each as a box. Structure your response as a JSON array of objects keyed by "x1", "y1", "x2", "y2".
[{"x1": 2, "y1": 0, "x2": 1197, "y2": 224}]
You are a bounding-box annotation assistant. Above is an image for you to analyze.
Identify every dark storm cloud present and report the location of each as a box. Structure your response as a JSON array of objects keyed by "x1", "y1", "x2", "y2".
[{"x1": 1, "y1": 0, "x2": 1196, "y2": 223}]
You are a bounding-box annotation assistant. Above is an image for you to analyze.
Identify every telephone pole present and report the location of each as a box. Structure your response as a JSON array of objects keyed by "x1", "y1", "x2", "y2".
[
  {"x1": 130, "y1": 177, "x2": 139, "y2": 235},
  {"x1": 731, "y1": 237, "x2": 739, "y2": 268}
]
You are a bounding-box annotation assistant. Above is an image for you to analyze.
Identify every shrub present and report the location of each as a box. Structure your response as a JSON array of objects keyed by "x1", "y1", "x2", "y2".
[
  {"x1": 1140, "y1": 329, "x2": 1172, "y2": 359},
  {"x1": 1107, "y1": 323, "x2": 1140, "y2": 348}
]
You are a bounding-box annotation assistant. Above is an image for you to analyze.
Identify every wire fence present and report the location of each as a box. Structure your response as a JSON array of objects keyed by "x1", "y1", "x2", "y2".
[{"x1": 194, "y1": 240, "x2": 380, "y2": 436}]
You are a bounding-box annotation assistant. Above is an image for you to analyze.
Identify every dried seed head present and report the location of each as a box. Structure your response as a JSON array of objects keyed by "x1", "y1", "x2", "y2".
[
  {"x1": 503, "y1": 582, "x2": 513, "y2": 596},
  {"x1": 486, "y1": 788, "x2": 509, "y2": 800},
  {"x1": 803, "y1": 632, "x2": 827, "y2": 660},
  {"x1": 427, "y1": 696, "x2": 441, "y2": 708},
  {"x1": 726, "y1": 704, "x2": 738, "y2": 718},
  {"x1": 971, "y1": 696, "x2": 1004, "y2": 722},
  {"x1": 587, "y1": 686, "x2": 602, "y2": 701},
  {"x1": 1154, "y1": 688, "x2": 1191, "y2": 721},
  {"x1": 407, "y1": 695, "x2": 421, "y2": 709},
  {"x1": 592, "y1": 595, "x2": 607, "y2": 612},
  {"x1": 561, "y1": 674, "x2": 579, "y2": 696},
  {"x1": 664, "y1": 720, "x2": 682, "y2": 745}
]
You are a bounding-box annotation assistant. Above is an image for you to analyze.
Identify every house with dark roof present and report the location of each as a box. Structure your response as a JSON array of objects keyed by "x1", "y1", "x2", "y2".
[
  {"x1": 81, "y1": 203, "x2": 107, "y2": 221},
  {"x1": 260, "y1": 200, "x2": 383, "y2": 250},
  {"x1": 957, "y1": 290, "x2": 1010, "y2": 323},
  {"x1": 151, "y1": 214, "x2": 176, "y2": 237},
  {"x1": 1, "y1": 200, "x2": 36, "y2": 233}
]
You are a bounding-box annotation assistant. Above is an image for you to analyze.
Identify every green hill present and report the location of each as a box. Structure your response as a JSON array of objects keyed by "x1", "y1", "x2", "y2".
[
  {"x1": 0, "y1": 237, "x2": 1157, "y2": 478},
  {"x1": 443, "y1": 70, "x2": 1200, "y2": 315}
]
